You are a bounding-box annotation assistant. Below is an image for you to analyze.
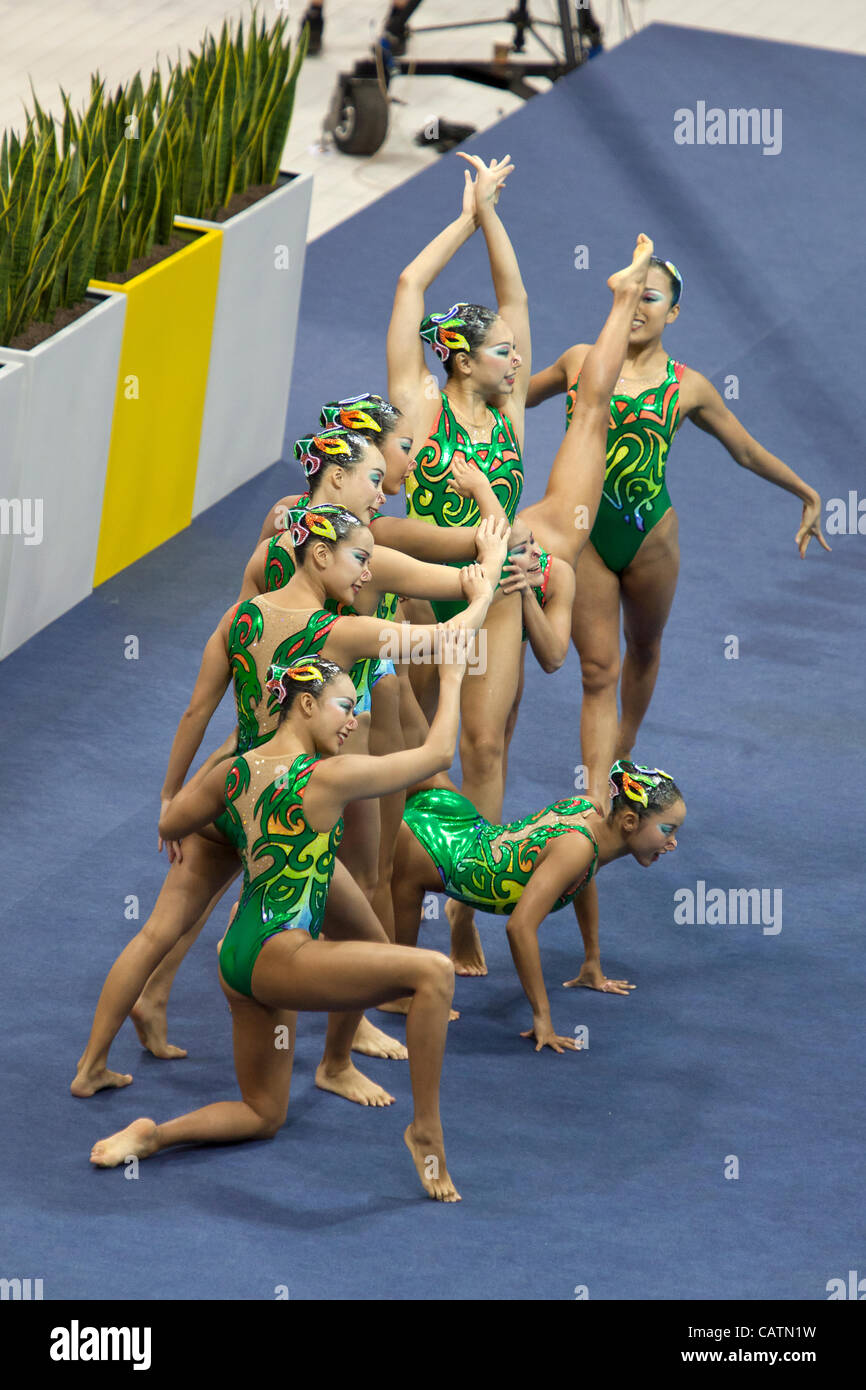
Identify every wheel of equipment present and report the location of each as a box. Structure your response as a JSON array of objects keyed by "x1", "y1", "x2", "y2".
[{"x1": 330, "y1": 78, "x2": 389, "y2": 156}]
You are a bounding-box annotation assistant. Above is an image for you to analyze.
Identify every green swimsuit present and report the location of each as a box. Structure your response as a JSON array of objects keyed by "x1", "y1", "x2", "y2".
[
  {"x1": 218, "y1": 752, "x2": 343, "y2": 996},
  {"x1": 566, "y1": 357, "x2": 685, "y2": 574},
  {"x1": 402, "y1": 786, "x2": 599, "y2": 914},
  {"x1": 406, "y1": 392, "x2": 523, "y2": 621}
]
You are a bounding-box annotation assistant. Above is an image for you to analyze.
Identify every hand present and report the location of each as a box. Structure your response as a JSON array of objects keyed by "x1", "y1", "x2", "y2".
[
  {"x1": 158, "y1": 798, "x2": 183, "y2": 864},
  {"x1": 458, "y1": 561, "x2": 493, "y2": 604},
  {"x1": 498, "y1": 559, "x2": 530, "y2": 597},
  {"x1": 446, "y1": 453, "x2": 484, "y2": 499},
  {"x1": 796, "y1": 492, "x2": 831, "y2": 558},
  {"x1": 563, "y1": 962, "x2": 635, "y2": 995},
  {"x1": 520, "y1": 1020, "x2": 580, "y2": 1054},
  {"x1": 457, "y1": 152, "x2": 514, "y2": 214},
  {"x1": 473, "y1": 514, "x2": 510, "y2": 568},
  {"x1": 435, "y1": 624, "x2": 469, "y2": 681},
  {"x1": 460, "y1": 167, "x2": 477, "y2": 223}
]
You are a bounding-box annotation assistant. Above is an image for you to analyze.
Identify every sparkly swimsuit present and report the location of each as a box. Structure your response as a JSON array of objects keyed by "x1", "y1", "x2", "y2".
[
  {"x1": 218, "y1": 752, "x2": 342, "y2": 996},
  {"x1": 566, "y1": 357, "x2": 685, "y2": 574},
  {"x1": 406, "y1": 392, "x2": 523, "y2": 621},
  {"x1": 402, "y1": 787, "x2": 599, "y2": 913}
]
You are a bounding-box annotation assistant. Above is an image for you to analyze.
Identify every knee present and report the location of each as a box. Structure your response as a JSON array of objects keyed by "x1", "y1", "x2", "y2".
[
  {"x1": 252, "y1": 1102, "x2": 288, "y2": 1140},
  {"x1": 460, "y1": 733, "x2": 505, "y2": 780},
  {"x1": 418, "y1": 950, "x2": 455, "y2": 1000},
  {"x1": 626, "y1": 634, "x2": 662, "y2": 667},
  {"x1": 580, "y1": 652, "x2": 620, "y2": 696}
]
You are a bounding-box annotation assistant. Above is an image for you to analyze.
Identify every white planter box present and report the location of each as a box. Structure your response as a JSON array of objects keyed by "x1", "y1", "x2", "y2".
[
  {"x1": 180, "y1": 170, "x2": 313, "y2": 518},
  {"x1": 0, "y1": 359, "x2": 28, "y2": 648},
  {"x1": 0, "y1": 290, "x2": 126, "y2": 659}
]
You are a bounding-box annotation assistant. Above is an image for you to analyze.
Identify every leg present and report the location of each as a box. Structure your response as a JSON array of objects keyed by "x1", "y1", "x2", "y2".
[
  {"x1": 335, "y1": 714, "x2": 379, "y2": 899},
  {"x1": 522, "y1": 235, "x2": 653, "y2": 566},
  {"x1": 320, "y1": 859, "x2": 410, "y2": 1073},
  {"x1": 131, "y1": 870, "x2": 238, "y2": 1058},
  {"x1": 252, "y1": 931, "x2": 460, "y2": 1200},
  {"x1": 571, "y1": 540, "x2": 623, "y2": 810},
  {"x1": 90, "y1": 975, "x2": 296, "y2": 1166},
  {"x1": 502, "y1": 642, "x2": 527, "y2": 788},
  {"x1": 369, "y1": 672, "x2": 406, "y2": 941},
  {"x1": 380, "y1": 824, "x2": 460, "y2": 1019},
  {"x1": 617, "y1": 509, "x2": 680, "y2": 760},
  {"x1": 72, "y1": 834, "x2": 240, "y2": 1096},
  {"x1": 449, "y1": 593, "x2": 523, "y2": 976},
  {"x1": 402, "y1": 598, "x2": 439, "y2": 724}
]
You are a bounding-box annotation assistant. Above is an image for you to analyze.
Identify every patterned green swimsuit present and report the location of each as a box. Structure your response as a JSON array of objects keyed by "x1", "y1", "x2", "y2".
[
  {"x1": 402, "y1": 787, "x2": 599, "y2": 913},
  {"x1": 566, "y1": 357, "x2": 685, "y2": 574},
  {"x1": 218, "y1": 752, "x2": 343, "y2": 996},
  {"x1": 406, "y1": 392, "x2": 523, "y2": 621}
]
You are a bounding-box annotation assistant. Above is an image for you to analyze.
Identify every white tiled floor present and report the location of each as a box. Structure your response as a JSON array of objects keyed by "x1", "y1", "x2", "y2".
[{"x1": 2, "y1": 1, "x2": 864, "y2": 239}]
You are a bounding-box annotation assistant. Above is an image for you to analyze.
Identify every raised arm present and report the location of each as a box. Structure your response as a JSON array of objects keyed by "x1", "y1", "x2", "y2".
[
  {"x1": 161, "y1": 606, "x2": 236, "y2": 804},
  {"x1": 460, "y1": 153, "x2": 530, "y2": 441},
  {"x1": 303, "y1": 655, "x2": 466, "y2": 826},
  {"x1": 386, "y1": 171, "x2": 478, "y2": 418},
  {"x1": 682, "y1": 369, "x2": 830, "y2": 557},
  {"x1": 505, "y1": 835, "x2": 596, "y2": 1054}
]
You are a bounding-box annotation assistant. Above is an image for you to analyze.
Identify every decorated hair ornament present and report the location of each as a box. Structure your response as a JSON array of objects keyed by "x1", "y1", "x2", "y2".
[
  {"x1": 662, "y1": 260, "x2": 683, "y2": 305},
  {"x1": 294, "y1": 430, "x2": 353, "y2": 478},
  {"x1": 266, "y1": 661, "x2": 327, "y2": 703},
  {"x1": 420, "y1": 304, "x2": 471, "y2": 362},
  {"x1": 320, "y1": 394, "x2": 385, "y2": 434},
  {"x1": 290, "y1": 510, "x2": 340, "y2": 549},
  {"x1": 609, "y1": 760, "x2": 672, "y2": 808}
]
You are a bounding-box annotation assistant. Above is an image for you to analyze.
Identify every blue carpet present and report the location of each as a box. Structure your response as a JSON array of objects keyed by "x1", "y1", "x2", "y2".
[{"x1": 1, "y1": 24, "x2": 864, "y2": 1300}]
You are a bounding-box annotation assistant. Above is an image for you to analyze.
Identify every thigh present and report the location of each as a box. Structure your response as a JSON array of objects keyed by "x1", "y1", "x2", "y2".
[
  {"x1": 402, "y1": 598, "x2": 439, "y2": 723},
  {"x1": 219, "y1": 969, "x2": 296, "y2": 1118},
  {"x1": 369, "y1": 672, "x2": 401, "y2": 757},
  {"x1": 620, "y1": 508, "x2": 680, "y2": 648},
  {"x1": 322, "y1": 859, "x2": 389, "y2": 943},
  {"x1": 571, "y1": 539, "x2": 623, "y2": 668},
  {"x1": 251, "y1": 933, "x2": 448, "y2": 1013},
  {"x1": 145, "y1": 834, "x2": 240, "y2": 943}
]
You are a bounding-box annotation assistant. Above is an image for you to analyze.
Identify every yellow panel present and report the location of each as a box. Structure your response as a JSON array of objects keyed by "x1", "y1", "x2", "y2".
[{"x1": 92, "y1": 227, "x2": 222, "y2": 585}]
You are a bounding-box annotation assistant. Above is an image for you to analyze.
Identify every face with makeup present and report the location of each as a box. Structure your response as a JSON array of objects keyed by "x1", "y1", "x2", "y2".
[
  {"x1": 621, "y1": 798, "x2": 686, "y2": 867},
  {"x1": 300, "y1": 673, "x2": 359, "y2": 755},
  {"x1": 454, "y1": 315, "x2": 521, "y2": 397},
  {"x1": 322, "y1": 441, "x2": 386, "y2": 523},
  {"x1": 505, "y1": 517, "x2": 544, "y2": 580},
  {"x1": 379, "y1": 419, "x2": 416, "y2": 495},
  {"x1": 309, "y1": 525, "x2": 374, "y2": 607},
  {"x1": 629, "y1": 267, "x2": 681, "y2": 346}
]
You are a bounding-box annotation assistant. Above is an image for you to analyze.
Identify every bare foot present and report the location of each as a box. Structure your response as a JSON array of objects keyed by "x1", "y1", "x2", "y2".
[
  {"x1": 351, "y1": 1014, "x2": 408, "y2": 1060},
  {"x1": 130, "y1": 998, "x2": 188, "y2": 1060},
  {"x1": 404, "y1": 1123, "x2": 461, "y2": 1202},
  {"x1": 607, "y1": 232, "x2": 654, "y2": 295},
  {"x1": 90, "y1": 1117, "x2": 159, "y2": 1167},
  {"x1": 315, "y1": 1061, "x2": 395, "y2": 1107},
  {"x1": 71, "y1": 1064, "x2": 133, "y2": 1098},
  {"x1": 378, "y1": 997, "x2": 460, "y2": 1021},
  {"x1": 446, "y1": 900, "x2": 487, "y2": 977}
]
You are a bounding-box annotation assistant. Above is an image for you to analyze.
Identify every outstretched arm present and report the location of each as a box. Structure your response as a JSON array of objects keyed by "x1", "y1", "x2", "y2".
[
  {"x1": 683, "y1": 370, "x2": 831, "y2": 557},
  {"x1": 304, "y1": 659, "x2": 466, "y2": 826},
  {"x1": 372, "y1": 514, "x2": 487, "y2": 562},
  {"x1": 505, "y1": 835, "x2": 596, "y2": 1053},
  {"x1": 372, "y1": 513, "x2": 509, "y2": 598},
  {"x1": 526, "y1": 345, "x2": 587, "y2": 408}
]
